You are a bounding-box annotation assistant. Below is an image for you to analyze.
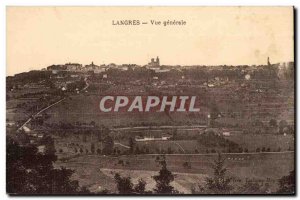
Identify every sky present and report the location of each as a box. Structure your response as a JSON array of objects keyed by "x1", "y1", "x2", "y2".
[{"x1": 7, "y1": 7, "x2": 294, "y2": 76}]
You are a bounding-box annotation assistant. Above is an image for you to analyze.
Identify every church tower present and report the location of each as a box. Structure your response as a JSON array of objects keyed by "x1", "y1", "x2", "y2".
[{"x1": 156, "y1": 56, "x2": 160, "y2": 66}]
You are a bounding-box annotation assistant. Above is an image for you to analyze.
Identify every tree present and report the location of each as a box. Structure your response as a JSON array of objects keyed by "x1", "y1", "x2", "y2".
[
  {"x1": 134, "y1": 179, "x2": 147, "y2": 194},
  {"x1": 277, "y1": 147, "x2": 281, "y2": 152},
  {"x1": 277, "y1": 170, "x2": 295, "y2": 194},
  {"x1": 97, "y1": 132, "x2": 102, "y2": 142},
  {"x1": 82, "y1": 135, "x2": 87, "y2": 142},
  {"x1": 128, "y1": 137, "x2": 135, "y2": 154},
  {"x1": 153, "y1": 158, "x2": 178, "y2": 194},
  {"x1": 172, "y1": 129, "x2": 178, "y2": 140},
  {"x1": 7, "y1": 137, "x2": 90, "y2": 194},
  {"x1": 102, "y1": 135, "x2": 114, "y2": 155},
  {"x1": 97, "y1": 148, "x2": 102, "y2": 154},
  {"x1": 145, "y1": 147, "x2": 150, "y2": 154},
  {"x1": 236, "y1": 180, "x2": 269, "y2": 194},
  {"x1": 204, "y1": 153, "x2": 233, "y2": 194},
  {"x1": 114, "y1": 174, "x2": 150, "y2": 194},
  {"x1": 167, "y1": 147, "x2": 173, "y2": 154},
  {"x1": 39, "y1": 135, "x2": 56, "y2": 154},
  {"x1": 279, "y1": 120, "x2": 288, "y2": 134},
  {"x1": 183, "y1": 161, "x2": 191, "y2": 169},
  {"x1": 90, "y1": 121, "x2": 96, "y2": 127},
  {"x1": 91, "y1": 143, "x2": 95, "y2": 154},
  {"x1": 114, "y1": 173, "x2": 134, "y2": 194},
  {"x1": 253, "y1": 119, "x2": 264, "y2": 127},
  {"x1": 269, "y1": 119, "x2": 278, "y2": 127},
  {"x1": 135, "y1": 146, "x2": 140, "y2": 155}
]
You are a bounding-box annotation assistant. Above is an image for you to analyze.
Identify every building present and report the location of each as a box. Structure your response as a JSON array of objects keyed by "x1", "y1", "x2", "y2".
[
  {"x1": 135, "y1": 135, "x2": 171, "y2": 142},
  {"x1": 47, "y1": 64, "x2": 66, "y2": 72},
  {"x1": 148, "y1": 56, "x2": 160, "y2": 68},
  {"x1": 65, "y1": 63, "x2": 82, "y2": 71},
  {"x1": 47, "y1": 63, "x2": 82, "y2": 72},
  {"x1": 85, "y1": 62, "x2": 99, "y2": 70},
  {"x1": 84, "y1": 62, "x2": 108, "y2": 73}
]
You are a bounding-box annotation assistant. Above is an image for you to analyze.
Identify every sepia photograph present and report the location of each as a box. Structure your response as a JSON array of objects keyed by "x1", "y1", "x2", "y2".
[{"x1": 6, "y1": 6, "x2": 295, "y2": 195}]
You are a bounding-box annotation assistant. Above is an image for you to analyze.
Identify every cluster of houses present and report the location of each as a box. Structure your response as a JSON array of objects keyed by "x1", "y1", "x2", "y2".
[
  {"x1": 47, "y1": 62, "x2": 108, "y2": 74},
  {"x1": 46, "y1": 57, "x2": 174, "y2": 74}
]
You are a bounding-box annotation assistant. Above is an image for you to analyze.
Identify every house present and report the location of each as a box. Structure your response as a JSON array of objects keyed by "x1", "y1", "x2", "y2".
[
  {"x1": 37, "y1": 145, "x2": 46, "y2": 154},
  {"x1": 135, "y1": 135, "x2": 171, "y2": 142},
  {"x1": 65, "y1": 63, "x2": 82, "y2": 71},
  {"x1": 22, "y1": 126, "x2": 31, "y2": 133},
  {"x1": 222, "y1": 132, "x2": 231, "y2": 137}
]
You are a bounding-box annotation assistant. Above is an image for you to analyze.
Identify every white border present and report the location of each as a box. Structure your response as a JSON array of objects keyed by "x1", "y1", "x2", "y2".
[{"x1": 1, "y1": 1, "x2": 298, "y2": 200}]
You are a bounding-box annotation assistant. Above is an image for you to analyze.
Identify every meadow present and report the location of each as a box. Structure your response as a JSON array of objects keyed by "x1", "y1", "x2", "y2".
[{"x1": 55, "y1": 152, "x2": 294, "y2": 193}]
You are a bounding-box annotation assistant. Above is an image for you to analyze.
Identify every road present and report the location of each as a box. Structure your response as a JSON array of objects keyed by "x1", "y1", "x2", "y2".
[
  {"x1": 114, "y1": 142, "x2": 130, "y2": 149},
  {"x1": 18, "y1": 98, "x2": 66, "y2": 131},
  {"x1": 81, "y1": 77, "x2": 89, "y2": 91}
]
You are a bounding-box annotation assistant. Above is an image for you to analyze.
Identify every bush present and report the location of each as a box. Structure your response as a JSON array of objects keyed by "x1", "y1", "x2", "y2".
[
  {"x1": 183, "y1": 161, "x2": 191, "y2": 169},
  {"x1": 97, "y1": 148, "x2": 101, "y2": 154},
  {"x1": 118, "y1": 160, "x2": 124, "y2": 166}
]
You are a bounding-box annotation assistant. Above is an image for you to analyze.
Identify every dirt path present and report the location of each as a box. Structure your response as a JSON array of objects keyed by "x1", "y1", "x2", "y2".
[
  {"x1": 114, "y1": 142, "x2": 130, "y2": 149},
  {"x1": 18, "y1": 98, "x2": 66, "y2": 131}
]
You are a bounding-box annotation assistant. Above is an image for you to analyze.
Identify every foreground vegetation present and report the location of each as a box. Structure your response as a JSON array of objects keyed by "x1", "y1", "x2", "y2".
[{"x1": 7, "y1": 136, "x2": 295, "y2": 195}]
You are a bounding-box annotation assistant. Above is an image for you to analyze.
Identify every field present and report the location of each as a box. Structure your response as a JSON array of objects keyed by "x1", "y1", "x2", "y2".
[
  {"x1": 43, "y1": 93, "x2": 207, "y2": 128},
  {"x1": 52, "y1": 127, "x2": 294, "y2": 156},
  {"x1": 6, "y1": 86, "x2": 63, "y2": 126},
  {"x1": 226, "y1": 134, "x2": 294, "y2": 151},
  {"x1": 55, "y1": 152, "x2": 294, "y2": 193}
]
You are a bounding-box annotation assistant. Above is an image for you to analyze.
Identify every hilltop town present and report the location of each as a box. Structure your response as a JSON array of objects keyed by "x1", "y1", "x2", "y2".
[{"x1": 6, "y1": 57, "x2": 294, "y2": 193}]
